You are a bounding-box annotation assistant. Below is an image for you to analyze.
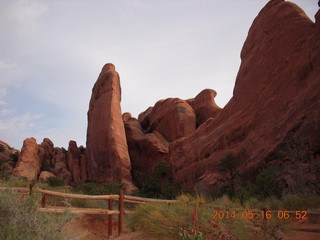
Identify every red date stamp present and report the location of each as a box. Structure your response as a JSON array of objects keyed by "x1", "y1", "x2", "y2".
[{"x1": 212, "y1": 210, "x2": 308, "y2": 220}]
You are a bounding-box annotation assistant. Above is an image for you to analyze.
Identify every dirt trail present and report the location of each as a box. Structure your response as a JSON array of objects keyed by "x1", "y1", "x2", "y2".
[{"x1": 63, "y1": 215, "x2": 320, "y2": 240}]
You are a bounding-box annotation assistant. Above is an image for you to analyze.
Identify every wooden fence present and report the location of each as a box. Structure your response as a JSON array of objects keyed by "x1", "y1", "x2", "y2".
[{"x1": 0, "y1": 185, "x2": 176, "y2": 237}]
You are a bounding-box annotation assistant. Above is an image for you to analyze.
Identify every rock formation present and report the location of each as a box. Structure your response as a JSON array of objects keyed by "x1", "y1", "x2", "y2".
[
  {"x1": 68, "y1": 140, "x2": 81, "y2": 182},
  {"x1": 0, "y1": 140, "x2": 19, "y2": 164},
  {"x1": 38, "y1": 138, "x2": 54, "y2": 171},
  {"x1": 52, "y1": 147, "x2": 72, "y2": 185},
  {"x1": 138, "y1": 98, "x2": 196, "y2": 142},
  {"x1": 12, "y1": 138, "x2": 41, "y2": 181},
  {"x1": 86, "y1": 63, "x2": 133, "y2": 188},
  {"x1": 80, "y1": 153, "x2": 88, "y2": 182},
  {"x1": 168, "y1": 0, "x2": 320, "y2": 192},
  {"x1": 123, "y1": 113, "x2": 169, "y2": 185},
  {"x1": 187, "y1": 89, "x2": 222, "y2": 127}
]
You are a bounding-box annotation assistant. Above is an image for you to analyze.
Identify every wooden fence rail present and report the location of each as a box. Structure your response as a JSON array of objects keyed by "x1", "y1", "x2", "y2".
[{"x1": 32, "y1": 185, "x2": 176, "y2": 237}]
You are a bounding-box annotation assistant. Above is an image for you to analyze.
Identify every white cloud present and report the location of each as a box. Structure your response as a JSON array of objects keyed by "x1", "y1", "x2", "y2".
[
  {"x1": 0, "y1": 0, "x2": 47, "y2": 36},
  {"x1": 0, "y1": 108, "x2": 13, "y2": 116},
  {"x1": 0, "y1": 112, "x2": 44, "y2": 147}
]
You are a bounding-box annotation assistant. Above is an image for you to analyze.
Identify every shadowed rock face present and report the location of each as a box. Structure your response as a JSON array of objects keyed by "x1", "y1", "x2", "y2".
[
  {"x1": 86, "y1": 63, "x2": 133, "y2": 185},
  {"x1": 168, "y1": 1, "x2": 320, "y2": 192},
  {"x1": 12, "y1": 138, "x2": 40, "y2": 181},
  {"x1": 68, "y1": 140, "x2": 81, "y2": 182},
  {"x1": 52, "y1": 147, "x2": 72, "y2": 185},
  {"x1": 38, "y1": 138, "x2": 54, "y2": 170},
  {"x1": 123, "y1": 112, "x2": 169, "y2": 184}
]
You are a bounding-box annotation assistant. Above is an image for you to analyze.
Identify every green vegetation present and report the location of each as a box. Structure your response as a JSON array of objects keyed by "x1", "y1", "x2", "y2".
[
  {"x1": 129, "y1": 194, "x2": 291, "y2": 240},
  {"x1": 0, "y1": 145, "x2": 5, "y2": 152},
  {"x1": 218, "y1": 154, "x2": 238, "y2": 198},
  {"x1": 138, "y1": 162, "x2": 181, "y2": 199},
  {"x1": 0, "y1": 189, "x2": 74, "y2": 240},
  {"x1": 47, "y1": 176, "x2": 64, "y2": 187},
  {"x1": 73, "y1": 180, "x2": 125, "y2": 195}
]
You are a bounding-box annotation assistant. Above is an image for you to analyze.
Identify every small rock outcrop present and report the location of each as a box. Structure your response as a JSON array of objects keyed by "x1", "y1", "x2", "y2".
[
  {"x1": 80, "y1": 153, "x2": 88, "y2": 182},
  {"x1": 12, "y1": 138, "x2": 41, "y2": 180},
  {"x1": 0, "y1": 140, "x2": 19, "y2": 164},
  {"x1": 38, "y1": 138, "x2": 54, "y2": 171},
  {"x1": 187, "y1": 89, "x2": 222, "y2": 127},
  {"x1": 86, "y1": 63, "x2": 133, "y2": 187},
  {"x1": 68, "y1": 140, "x2": 81, "y2": 182},
  {"x1": 38, "y1": 171, "x2": 56, "y2": 182},
  {"x1": 52, "y1": 147, "x2": 72, "y2": 185}
]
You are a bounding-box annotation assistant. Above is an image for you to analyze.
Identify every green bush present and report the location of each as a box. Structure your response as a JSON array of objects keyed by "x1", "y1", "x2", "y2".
[
  {"x1": 0, "y1": 189, "x2": 74, "y2": 240},
  {"x1": 253, "y1": 166, "x2": 283, "y2": 199},
  {"x1": 0, "y1": 145, "x2": 5, "y2": 152},
  {"x1": 74, "y1": 180, "x2": 123, "y2": 195},
  {"x1": 139, "y1": 162, "x2": 181, "y2": 199},
  {"x1": 47, "y1": 177, "x2": 64, "y2": 187}
]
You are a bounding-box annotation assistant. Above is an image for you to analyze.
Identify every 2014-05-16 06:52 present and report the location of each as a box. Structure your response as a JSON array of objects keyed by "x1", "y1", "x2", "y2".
[{"x1": 212, "y1": 210, "x2": 308, "y2": 220}]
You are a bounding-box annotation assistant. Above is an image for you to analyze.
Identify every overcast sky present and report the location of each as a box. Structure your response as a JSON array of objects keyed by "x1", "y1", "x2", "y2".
[{"x1": 0, "y1": 0, "x2": 317, "y2": 150}]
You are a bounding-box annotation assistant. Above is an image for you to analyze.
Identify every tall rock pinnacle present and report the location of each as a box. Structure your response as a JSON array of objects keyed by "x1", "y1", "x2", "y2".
[{"x1": 86, "y1": 63, "x2": 133, "y2": 188}]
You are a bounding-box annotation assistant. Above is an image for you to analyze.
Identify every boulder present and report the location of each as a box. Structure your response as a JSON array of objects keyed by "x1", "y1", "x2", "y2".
[
  {"x1": 86, "y1": 63, "x2": 133, "y2": 187},
  {"x1": 39, "y1": 171, "x2": 56, "y2": 182},
  {"x1": 12, "y1": 137, "x2": 41, "y2": 181}
]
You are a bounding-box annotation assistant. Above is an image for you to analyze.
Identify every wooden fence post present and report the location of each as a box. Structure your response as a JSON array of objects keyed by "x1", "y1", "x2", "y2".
[
  {"x1": 41, "y1": 188, "x2": 47, "y2": 207},
  {"x1": 108, "y1": 194, "x2": 113, "y2": 237},
  {"x1": 118, "y1": 190, "x2": 124, "y2": 235},
  {"x1": 29, "y1": 183, "x2": 35, "y2": 195}
]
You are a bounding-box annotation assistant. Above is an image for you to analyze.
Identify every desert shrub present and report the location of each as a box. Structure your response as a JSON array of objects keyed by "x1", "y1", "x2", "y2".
[
  {"x1": 129, "y1": 193, "x2": 292, "y2": 240},
  {"x1": 74, "y1": 180, "x2": 123, "y2": 195},
  {"x1": 139, "y1": 162, "x2": 181, "y2": 199},
  {"x1": 0, "y1": 189, "x2": 74, "y2": 240},
  {"x1": 128, "y1": 194, "x2": 216, "y2": 239},
  {"x1": 0, "y1": 176, "x2": 30, "y2": 187},
  {"x1": 252, "y1": 166, "x2": 283, "y2": 199},
  {"x1": 218, "y1": 154, "x2": 239, "y2": 198},
  {"x1": 281, "y1": 193, "x2": 320, "y2": 210},
  {"x1": 0, "y1": 162, "x2": 12, "y2": 180},
  {"x1": 47, "y1": 176, "x2": 64, "y2": 187},
  {"x1": 0, "y1": 145, "x2": 5, "y2": 152}
]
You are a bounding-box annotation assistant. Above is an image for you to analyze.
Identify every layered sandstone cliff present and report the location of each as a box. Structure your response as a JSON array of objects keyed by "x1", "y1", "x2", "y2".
[{"x1": 168, "y1": 0, "x2": 320, "y2": 192}]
